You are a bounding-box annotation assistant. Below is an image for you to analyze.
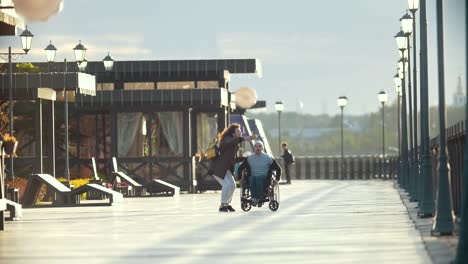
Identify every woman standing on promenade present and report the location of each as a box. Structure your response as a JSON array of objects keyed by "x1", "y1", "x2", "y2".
[{"x1": 209, "y1": 123, "x2": 256, "y2": 212}]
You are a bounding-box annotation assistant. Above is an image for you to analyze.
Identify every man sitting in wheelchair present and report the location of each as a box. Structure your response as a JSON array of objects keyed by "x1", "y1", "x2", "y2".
[{"x1": 238, "y1": 140, "x2": 281, "y2": 207}]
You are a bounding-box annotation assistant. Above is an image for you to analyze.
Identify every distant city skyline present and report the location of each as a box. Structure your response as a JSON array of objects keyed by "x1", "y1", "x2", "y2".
[{"x1": 1, "y1": 0, "x2": 466, "y2": 115}]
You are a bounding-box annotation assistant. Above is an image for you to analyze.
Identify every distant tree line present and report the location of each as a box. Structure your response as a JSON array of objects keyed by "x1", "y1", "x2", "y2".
[{"x1": 248, "y1": 101, "x2": 465, "y2": 157}]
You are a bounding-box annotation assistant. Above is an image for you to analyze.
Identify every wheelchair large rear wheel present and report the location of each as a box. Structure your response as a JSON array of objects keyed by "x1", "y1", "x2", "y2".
[{"x1": 269, "y1": 181, "x2": 280, "y2": 211}]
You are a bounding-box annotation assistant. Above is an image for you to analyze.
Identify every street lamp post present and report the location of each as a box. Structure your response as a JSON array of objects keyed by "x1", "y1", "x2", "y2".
[
  {"x1": 274, "y1": 101, "x2": 284, "y2": 157},
  {"x1": 432, "y1": 0, "x2": 454, "y2": 236},
  {"x1": 408, "y1": 0, "x2": 421, "y2": 203},
  {"x1": 417, "y1": 0, "x2": 435, "y2": 218},
  {"x1": 101, "y1": 52, "x2": 114, "y2": 177},
  {"x1": 44, "y1": 41, "x2": 58, "y2": 177},
  {"x1": 46, "y1": 41, "x2": 86, "y2": 181},
  {"x1": 395, "y1": 30, "x2": 409, "y2": 192},
  {"x1": 454, "y1": 0, "x2": 468, "y2": 260},
  {"x1": 378, "y1": 91, "x2": 388, "y2": 179},
  {"x1": 0, "y1": 27, "x2": 34, "y2": 180},
  {"x1": 401, "y1": 12, "x2": 418, "y2": 201},
  {"x1": 337, "y1": 96, "x2": 348, "y2": 180},
  {"x1": 394, "y1": 73, "x2": 402, "y2": 183}
]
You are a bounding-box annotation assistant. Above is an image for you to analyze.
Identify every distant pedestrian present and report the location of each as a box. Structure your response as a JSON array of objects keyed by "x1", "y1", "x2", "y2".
[
  {"x1": 209, "y1": 123, "x2": 256, "y2": 212},
  {"x1": 281, "y1": 142, "x2": 295, "y2": 184}
]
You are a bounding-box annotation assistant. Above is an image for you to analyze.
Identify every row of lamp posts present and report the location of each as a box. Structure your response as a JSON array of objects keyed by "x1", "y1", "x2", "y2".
[
  {"x1": 42, "y1": 41, "x2": 114, "y2": 182},
  {"x1": 0, "y1": 27, "x2": 33, "y2": 180},
  {"x1": 336, "y1": 93, "x2": 388, "y2": 180},
  {"x1": 274, "y1": 94, "x2": 389, "y2": 182},
  {"x1": 0, "y1": 31, "x2": 115, "y2": 183},
  {"x1": 392, "y1": 0, "x2": 468, "y2": 262}
]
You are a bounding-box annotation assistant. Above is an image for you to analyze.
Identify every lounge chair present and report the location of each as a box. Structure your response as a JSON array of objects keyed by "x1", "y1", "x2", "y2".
[
  {"x1": 111, "y1": 157, "x2": 145, "y2": 196},
  {"x1": 22, "y1": 173, "x2": 122, "y2": 207}
]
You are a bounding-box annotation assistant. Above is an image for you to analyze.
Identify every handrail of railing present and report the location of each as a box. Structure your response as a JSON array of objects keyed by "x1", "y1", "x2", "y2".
[{"x1": 428, "y1": 120, "x2": 466, "y2": 216}]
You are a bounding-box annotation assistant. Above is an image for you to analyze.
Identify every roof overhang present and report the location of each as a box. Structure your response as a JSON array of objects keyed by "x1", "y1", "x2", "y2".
[
  {"x1": 74, "y1": 88, "x2": 229, "y2": 111},
  {"x1": 25, "y1": 59, "x2": 262, "y2": 79},
  {"x1": 0, "y1": 2, "x2": 25, "y2": 36},
  {"x1": 0, "y1": 72, "x2": 96, "y2": 100}
]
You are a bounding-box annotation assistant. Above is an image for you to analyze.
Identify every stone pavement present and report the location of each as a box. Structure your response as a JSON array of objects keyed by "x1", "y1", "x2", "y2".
[
  {"x1": 399, "y1": 186, "x2": 459, "y2": 264},
  {"x1": 0, "y1": 180, "x2": 432, "y2": 264}
]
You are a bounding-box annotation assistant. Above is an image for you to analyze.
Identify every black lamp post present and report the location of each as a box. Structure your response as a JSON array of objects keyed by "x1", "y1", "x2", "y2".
[
  {"x1": 394, "y1": 73, "x2": 402, "y2": 184},
  {"x1": 454, "y1": 0, "x2": 468, "y2": 259},
  {"x1": 408, "y1": 0, "x2": 421, "y2": 203},
  {"x1": 43, "y1": 41, "x2": 58, "y2": 177},
  {"x1": 0, "y1": 27, "x2": 34, "y2": 180},
  {"x1": 274, "y1": 101, "x2": 284, "y2": 157},
  {"x1": 393, "y1": 74, "x2": 402, "y2": 155},
  {"x1": 46, "y1": 41, "x2": 86, "y2": 181},
  {"x1": 401, "y1": 12, "x2": 418, "y2": 201},
  {"x1": 378, "y1": 91, "x2": 388, "y2": 179},
  {"x1": 417, "y1": 0, "x2": 435, "y2": 218},
  {"x1": 337, "y1": 96, "x2": 348, "y2": 180},
  {"x1": 431, "y1": 0, "x2": 454, "y2": 236},
  {"x1": 395, "y1": 29, "x2": 409, "y2": 192}
]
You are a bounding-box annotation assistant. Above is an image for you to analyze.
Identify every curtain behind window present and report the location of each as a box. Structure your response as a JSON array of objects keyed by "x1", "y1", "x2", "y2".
[
  {"x1": 197, "y1": 113, "x2": 218, "y2": 153},
  {"x1": 158, "y1": 112, "x2": 183, "y2": 155},
  {"x1": 117, "y1": 113, "x2": 143, "y2": 157}
]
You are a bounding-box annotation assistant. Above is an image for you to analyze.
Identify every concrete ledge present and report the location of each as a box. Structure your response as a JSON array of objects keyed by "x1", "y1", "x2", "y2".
[
  {"x1": 0, "y1": 198, "x2": 6, "y2": 211},
  {"x1": 5, "y1": 199, "x2": 22, "y2": 221}
]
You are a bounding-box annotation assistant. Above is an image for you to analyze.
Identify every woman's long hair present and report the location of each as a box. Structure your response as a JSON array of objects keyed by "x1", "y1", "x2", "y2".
[{"x1": 218, "y1": 123, "x2": 241, "y2": 142}]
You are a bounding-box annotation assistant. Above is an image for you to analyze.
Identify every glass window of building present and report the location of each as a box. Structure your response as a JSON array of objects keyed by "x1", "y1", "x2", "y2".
[
  {"x1": 124, "y1": 82, "x2": 155, "y2": 90},
  {"x1": 97, "y1": 83, "x2": 114, "y2": 91},
  {"x1": 197, "y1": 81, "x2": 219, "y2": 89},
  {"x1": 157, "y1": 81, "x2": 195, "y2": 90}
]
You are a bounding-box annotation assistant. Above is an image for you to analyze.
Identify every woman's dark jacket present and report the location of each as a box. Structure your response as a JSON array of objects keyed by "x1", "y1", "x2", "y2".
[{"x1": 209, "y1": 135, "x2": 244, "y2": 179}]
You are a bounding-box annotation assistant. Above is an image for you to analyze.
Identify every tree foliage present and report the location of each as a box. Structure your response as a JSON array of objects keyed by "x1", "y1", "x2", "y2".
[{"x1": 247, "y1": 101, "x2": 465, "y2": 157}]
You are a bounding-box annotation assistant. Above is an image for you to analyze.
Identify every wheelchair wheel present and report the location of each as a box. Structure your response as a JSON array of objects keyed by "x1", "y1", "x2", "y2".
[
  {"x1": 269, "y1": 200, "x2": 279, "y2": 211},
  {"x1": 241, "y1": 202, "x2": 252, "y2": 212},
  {"x1": 271, "y1": 180, "x2": 280, "y2": 202},
  {"x1": 269, "y1": 180, "x2": 280, "y2": 211}
]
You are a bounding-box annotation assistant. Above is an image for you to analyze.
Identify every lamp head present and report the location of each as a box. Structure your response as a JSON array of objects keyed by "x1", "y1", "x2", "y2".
[
  {"x1": 408, "y1": 0, "x2": 420, "y2": 12},
  {"x1": 44, "y1": 40, "x2": 57, "y2": 63},
  {"x1": 103, "y1": 52, "x2": 114, "y2": 72},
  {"x1": 274, "y1": 101, "x2": 284, "y2": 112},
  {"x1": 393, "y1": 73, "x2": 402, "y2": 94},
  {"x1": 73, "y1": 40, "x2": 87, "y2": 62},
  {"x1": 378, "y1": 91, "x2": 388, "y2": 104},
  {"x1": 19, "y1": 26, "x2": 34, "y2": 53},
  {"x1": 337, "y1": 96, "x2": 348, "y2": 108},
  {"x1": 400, "y1": 13, "x2": 413, "y2": 35},
  {"x1": 394, "y1": 30, "x2": 407, "y2": 51}
]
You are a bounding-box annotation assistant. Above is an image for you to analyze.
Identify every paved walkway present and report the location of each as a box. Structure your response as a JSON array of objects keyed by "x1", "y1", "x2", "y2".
[
  {"x1": 0, "y1": 180, "x2": 431, "y2": 264},
  {"x1": 399, "y1": 186, "x2": 458, "y2": 264}
]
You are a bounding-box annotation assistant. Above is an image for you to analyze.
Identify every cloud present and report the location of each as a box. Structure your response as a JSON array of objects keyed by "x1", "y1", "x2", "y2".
[{"x1": 216, "y1": 32, "x2": 338, "y2": 65}]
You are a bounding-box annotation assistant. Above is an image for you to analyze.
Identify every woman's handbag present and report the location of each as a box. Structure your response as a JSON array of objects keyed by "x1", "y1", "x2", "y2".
[{"x1": 205, "y1": 138, "x2": 220, "y2": 160}]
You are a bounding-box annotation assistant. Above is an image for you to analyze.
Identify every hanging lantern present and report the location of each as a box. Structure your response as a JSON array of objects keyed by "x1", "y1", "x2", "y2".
[{"x1": 235, "y1": 87, "x2": 258, "y2": 109}]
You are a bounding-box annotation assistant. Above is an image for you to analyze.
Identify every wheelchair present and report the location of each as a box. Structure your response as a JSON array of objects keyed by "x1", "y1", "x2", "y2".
[{"x1": 239, "y1": 171, "x2": 280, "y2": 212}]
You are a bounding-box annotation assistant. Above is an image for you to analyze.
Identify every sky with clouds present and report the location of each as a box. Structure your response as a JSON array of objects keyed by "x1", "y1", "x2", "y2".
[{"x1": 1, "y1": 0, "x2": 466, "y2": 115}]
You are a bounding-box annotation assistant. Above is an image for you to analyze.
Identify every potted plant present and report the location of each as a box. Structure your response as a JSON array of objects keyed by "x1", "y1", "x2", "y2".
[{"x1": 3, "y1": 133, "x2": 18, "y2": 156}]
